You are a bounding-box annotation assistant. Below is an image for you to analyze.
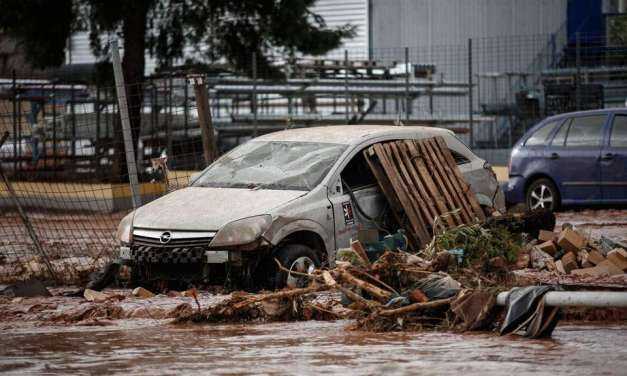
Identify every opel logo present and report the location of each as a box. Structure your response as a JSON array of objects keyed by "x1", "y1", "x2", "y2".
[{"x1": 160, "y1": 231, "x2": 172, "y2": 244}]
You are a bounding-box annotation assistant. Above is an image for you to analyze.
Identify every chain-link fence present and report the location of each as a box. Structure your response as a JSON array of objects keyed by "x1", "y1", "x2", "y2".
[{"x1": 2, "y1": 30, "x2": 627, "y2": 284}]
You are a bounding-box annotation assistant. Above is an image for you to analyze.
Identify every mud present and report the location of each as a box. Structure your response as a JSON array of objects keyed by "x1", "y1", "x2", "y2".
[{"x1": 0, "y1": 320, "x2": 625, "y2": 375}]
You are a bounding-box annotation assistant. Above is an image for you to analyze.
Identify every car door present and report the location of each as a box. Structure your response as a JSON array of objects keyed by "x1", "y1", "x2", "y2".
[
  {"x1": 547, "y1": 114, "x2": 606, "y2": 204},
  {"x1": 327, "y1": 145, "x2": 386, "y2": 250},
  {"x1": 601, "y1": 113, "x2": 627, "y2": 203}
]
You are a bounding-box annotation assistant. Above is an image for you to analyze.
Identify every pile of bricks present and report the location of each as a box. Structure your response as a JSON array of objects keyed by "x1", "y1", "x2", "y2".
[{"x1": 529, "y1": 227, "x2": 627, "y2": 278}]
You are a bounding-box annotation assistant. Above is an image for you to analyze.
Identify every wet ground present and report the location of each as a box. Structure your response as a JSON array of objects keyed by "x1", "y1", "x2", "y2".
[{"x1": 0, "y1": 320, "x2": 625, "y2": 375}]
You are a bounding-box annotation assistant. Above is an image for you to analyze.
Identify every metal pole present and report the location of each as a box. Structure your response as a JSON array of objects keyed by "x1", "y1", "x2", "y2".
[
  {"x1": 252, "y1": 52, "x2": 258, "y2": 137},
  {"x1": 51, "y1": 84, "x2": 57, "y2": 175},
  {"x1": 497, "y1": 291, "x2": 627, "y2": 308},
  {"x1": 183, "y1": 80, "x2": 189, "y2": 138},
  {"x1": 405, "y1": 47, "x2": 410, "y2": 121},
  {"x1": 71, "y1": 84, "x2": 76, "y2": 157},
  {"x1": 468, "y1": 38, "x2": 474, "y2": 148},
  {"x1": 344, "y1": 49, "x2": 350, "y2": 122},
  {"x1": 110, "y1": 38, "x2": 141, "y2": 209},
  {"x1": 95, "y1": 84, "x2": 100, "y2": 177},
  {"x1": 575, "y1": 32, "x2": 581, "y2": 111},
  {"x1": 11, "y1": 70, "x2": 17, "y2": 175}
]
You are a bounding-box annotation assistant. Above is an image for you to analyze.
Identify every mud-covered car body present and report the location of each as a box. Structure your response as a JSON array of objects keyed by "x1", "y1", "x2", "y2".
[{"x1": 116, "y1": 125, "x2": 504, "y2": 285}]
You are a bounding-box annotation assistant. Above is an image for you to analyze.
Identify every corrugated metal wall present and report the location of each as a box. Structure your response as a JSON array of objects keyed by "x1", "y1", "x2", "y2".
[
  {"x1": 371, "y1": 0, "x2": 567, "y2": 49},
  {"x1": 310, "y1": 0, "x2": 369, "y2": 58},
  {"x1": 66, "y1": 32, "x2": 158, "y2": 76}
]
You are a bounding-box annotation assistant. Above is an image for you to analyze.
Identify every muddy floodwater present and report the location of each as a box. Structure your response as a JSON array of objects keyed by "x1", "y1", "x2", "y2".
[{"x1": 0, "y1": 321, "x2": 625, "y2": 375}]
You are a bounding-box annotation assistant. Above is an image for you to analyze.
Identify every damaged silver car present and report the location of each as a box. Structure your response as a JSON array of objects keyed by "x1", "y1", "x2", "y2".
[{"x1": 116, "y1": 125, "x2": 505, "y2": 288}]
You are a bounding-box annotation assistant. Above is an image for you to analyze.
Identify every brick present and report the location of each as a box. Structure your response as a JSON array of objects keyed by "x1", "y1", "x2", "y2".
[
  {"x1": 595, "y1": 260, "x2": 624, "y2": 276},
  {"x1": 571, "y1": 267, "x2": 604, "y2": 277},
  {"x1": 538, "y1": 230, "x2": 558, "y2": 242},
  {"x1": 606, "y1": 248, "x2": 627, "y2": 271},
  {"x1": 555, "y1": 260, "x2": 566, "y2": 274},
  {"x1": 557, "y1": 228, "x2": 587, "y2": 254},
  {"x1": 537, "y1": 241, "x2": 557, "y2": 256},
  {"x1": 586, "y1": 249, "x2": 605, "y2": 265},
  {"x1": 560, "y1": 252, "x2": 578, "y2": 274}
]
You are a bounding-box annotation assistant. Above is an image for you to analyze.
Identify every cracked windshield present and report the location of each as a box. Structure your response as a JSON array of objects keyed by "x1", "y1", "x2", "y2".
[{"x1": 192, "y1": 141, "x2": 347, "y2": 190}]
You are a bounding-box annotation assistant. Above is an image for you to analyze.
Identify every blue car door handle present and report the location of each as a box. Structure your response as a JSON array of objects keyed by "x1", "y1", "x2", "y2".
[
  {"x1": 601, "y1": 153, "x2": 615, "y2": 161},
  {"x1": 548, "y1": 152, "x2": 559, "y2": 160}
]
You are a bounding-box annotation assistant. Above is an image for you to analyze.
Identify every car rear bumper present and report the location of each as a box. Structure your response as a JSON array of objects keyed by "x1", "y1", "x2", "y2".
[{"x1": 504, "y1": 175, "x2": 526, "y2": 205}]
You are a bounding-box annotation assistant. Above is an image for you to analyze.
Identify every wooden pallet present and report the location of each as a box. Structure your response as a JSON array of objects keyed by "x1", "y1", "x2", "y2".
[{"x1": 364, "y1": 136, "x2": 485, "y2": 248}]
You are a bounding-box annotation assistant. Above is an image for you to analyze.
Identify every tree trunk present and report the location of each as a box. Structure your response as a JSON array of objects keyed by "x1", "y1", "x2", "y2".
[{"x1": 112, "y1": 2, "x2": 148, "y2": 183}]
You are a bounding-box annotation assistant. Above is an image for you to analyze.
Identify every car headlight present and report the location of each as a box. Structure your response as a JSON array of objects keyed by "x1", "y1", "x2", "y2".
[
  {"x1": 116, "y1": 212, "x2": 134, "y2": 245},
  {"x1": 210, "y1": 215, "x2": 272, "y2": 247}
]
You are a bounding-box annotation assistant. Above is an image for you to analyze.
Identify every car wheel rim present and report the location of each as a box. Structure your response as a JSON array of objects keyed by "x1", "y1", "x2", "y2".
[
  {"x1": 529, "y1": 184, "x2": 554, "y2": 210},
  {"x1": 286, "y1": 256, "x2": 315, "y2": 289}
]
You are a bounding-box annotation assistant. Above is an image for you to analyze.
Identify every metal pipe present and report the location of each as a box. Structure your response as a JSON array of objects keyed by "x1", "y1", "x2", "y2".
[
  {"x1": 468, "y1": 38, "x2": 474, "y2": 148},
  {"x1": 405, "y1": 46, "x2": 410, "y2": 121},
  {"x1": 252, "y1": 51, "x2": 258, "y2": 137},
  {"x1": 344, "y1": 49, "x2": 349, "y2": 122},
  {"x1": 110, "y1": 38, "x2": 141, "y2": 209},
  {"x1": 497, "y1": 291, "x2": 627, "y2": 308}
]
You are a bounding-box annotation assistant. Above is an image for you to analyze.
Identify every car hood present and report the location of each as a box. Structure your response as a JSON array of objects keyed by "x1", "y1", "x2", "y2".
[{"x1": 131, "y1": 186, "x2": 306, "y2": 231}]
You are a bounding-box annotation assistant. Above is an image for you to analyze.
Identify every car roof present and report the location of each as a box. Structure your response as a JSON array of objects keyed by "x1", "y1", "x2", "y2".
[
  {"x1": 544, "y1": 107, "x2": 627, "y2": 122},
  {"x1": 255, "y1": 125, "x2": 454, "y2": 145}
]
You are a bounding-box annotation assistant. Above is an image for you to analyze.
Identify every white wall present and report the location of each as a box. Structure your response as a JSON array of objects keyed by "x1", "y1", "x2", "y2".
[{"x1": 371, "y1": 0, "x2": 568, "y2": 49}]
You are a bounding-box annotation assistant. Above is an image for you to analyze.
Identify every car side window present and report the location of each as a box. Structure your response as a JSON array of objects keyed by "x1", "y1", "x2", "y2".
[
  {"x1": 610, "y1": 115, "x2": 627, "y2": 147},
  {"x1": 525, "y1": 120, "x2": 560, "y2": 146},
  {"x1": 551, "y1": 118, "x2": 571, "y2": 146},
  {"x1": 564, "y1": 115, "x2": 606, "y2": 147},
  {"x1": 449, "y1": 149, "x2": 470, "y2": 165},
  {"x1": 341, "y1": 149, "x2": 377, "y2": 190}
]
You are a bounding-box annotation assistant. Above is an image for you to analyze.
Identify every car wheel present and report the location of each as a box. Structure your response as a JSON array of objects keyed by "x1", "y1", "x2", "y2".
[
  {"x1": 272, "y1": 244, "x2": 320, "y2": 289},
  {"x1": 526, "y1": 178, "x2": 559, "y2": 211}
]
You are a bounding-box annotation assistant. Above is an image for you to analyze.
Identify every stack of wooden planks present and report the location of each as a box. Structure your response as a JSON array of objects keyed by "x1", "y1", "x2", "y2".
[{"x1": 363, "y1": 136, "x2": 485, "y2": 248}]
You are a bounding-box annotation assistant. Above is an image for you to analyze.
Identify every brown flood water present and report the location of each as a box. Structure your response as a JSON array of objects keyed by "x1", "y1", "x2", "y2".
[{"x1": 0, "y1": 321, "x2": 625, "y2": 375}]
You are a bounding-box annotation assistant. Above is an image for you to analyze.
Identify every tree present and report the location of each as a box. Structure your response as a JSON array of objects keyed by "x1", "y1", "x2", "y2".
[{"x1": 0, "y1": 0, "x2": 354, "y2": 180}]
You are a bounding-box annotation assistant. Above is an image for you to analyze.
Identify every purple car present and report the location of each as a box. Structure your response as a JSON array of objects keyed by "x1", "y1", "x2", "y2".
[{"x1": 505, "y1": 109, "x2": 627, "y2": 211}]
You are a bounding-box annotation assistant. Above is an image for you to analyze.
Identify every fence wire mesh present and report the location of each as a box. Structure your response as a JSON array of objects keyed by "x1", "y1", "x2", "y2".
[{"x1": 1, "y1": 31, "x2": 627, "y2": 284}]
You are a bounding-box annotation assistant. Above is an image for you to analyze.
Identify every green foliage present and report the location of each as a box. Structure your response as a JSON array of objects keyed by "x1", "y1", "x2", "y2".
[
  {"x1": 432, "y1": 224, "x2": 523, "y2": 265},
  {"x1": 0, "y1": 0, "x2": 76, "y2": 68},
  {"x1": 1, "y1": 0, "x2": 355, "y2": 77},
  {"x1": 608, "y1": 15, "x2": 627, "y2": 46}
]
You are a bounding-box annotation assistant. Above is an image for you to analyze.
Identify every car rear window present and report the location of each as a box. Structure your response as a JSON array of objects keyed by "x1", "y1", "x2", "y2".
[
  {"x1": 525, "y1": 120, "x2": 560, "y2": 146},
  {"x1": 564, "y1": 115, "x2": 606, "y2": 147},
  {"x1": 610, "y1": 115, "x2": 627, "y2": 147}
]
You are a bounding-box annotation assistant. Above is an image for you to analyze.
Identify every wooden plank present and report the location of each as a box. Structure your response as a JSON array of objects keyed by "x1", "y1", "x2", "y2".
[
  {"x1": 372, "y1": 143, "x2": 430, "y2": 245},
  {"x1": 387, "y1": 142, "x2": 436, "y2": 229},
  {"x1": 375, "y1": 143, "x2": 431, "y2": 245},
  {"x1": 403, "y1": 140, "x2": 459, "y2": 228},
  {"x1": 394, "y1": 141, "x2": 446, "y2": 226},
  {"x1": 421, "y1": 138, "x2": 475, "y2": 222},
  {"x1": 363, "y1": 148, "x2": 419, "y2": 248},
  {"x1": 414, "y1": 139, "x2": 470, "y2": 224},
  {"x1": 433, "y1": 137, "x2": 485, "y2": 220}
]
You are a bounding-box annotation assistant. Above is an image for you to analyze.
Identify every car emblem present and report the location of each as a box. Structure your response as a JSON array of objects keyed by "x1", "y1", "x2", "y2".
[{"x1": 160, "y1": 231, "x2": 172, "y2": 244}]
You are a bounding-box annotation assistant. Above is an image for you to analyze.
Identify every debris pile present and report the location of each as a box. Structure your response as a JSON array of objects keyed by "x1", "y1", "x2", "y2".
[
  {"x1": 520, "y1": 226, "x2": 627, "y2": 278},
  {"x1": 173, "y1": 216, "x2": 626, "y2": 336}
]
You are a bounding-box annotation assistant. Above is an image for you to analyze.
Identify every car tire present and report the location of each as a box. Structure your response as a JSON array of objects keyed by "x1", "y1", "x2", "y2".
[
  {"x1": 526, "y1": 178, "x2": 559, "y2": 211},
  {"x1": 271, "y1": 244, "x2": 320, "y2": 290}
]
